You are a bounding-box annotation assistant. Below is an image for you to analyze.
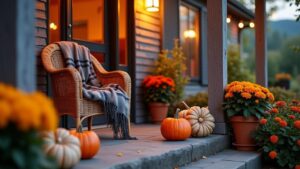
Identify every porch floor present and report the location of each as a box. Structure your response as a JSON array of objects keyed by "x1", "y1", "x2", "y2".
[{"x1": 74, "y1": 124, "x2": 229, "y2": 169}]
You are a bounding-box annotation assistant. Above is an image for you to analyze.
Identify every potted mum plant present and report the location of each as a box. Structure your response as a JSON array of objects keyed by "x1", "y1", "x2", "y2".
[
  {"x1": 142, "y1": 75, "x2": 176, "y2": 123},
  {"x1": 223, "y1": 81, "x2": 274, "y2": 151},
  {"x1": 275, "y1": 73, "x2": 291, "y2": 89},
  {"x1": 255, "y1": 100, "x2": 300, "y2": 169}
]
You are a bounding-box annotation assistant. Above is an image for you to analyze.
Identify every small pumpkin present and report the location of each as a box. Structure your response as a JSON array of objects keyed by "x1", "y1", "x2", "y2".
[
  {"x1": 179, "y1": 101, "x2": 215, "y2": 137},
  {"x1": 70, "y1": 125, "x2": 100, "y2": 159},
  {"x1": 41, "y1": 128, "x2": 81, "y2": 169},
  {"x1": 161, "y1": 109, "x2": 192, "y2": 141}
]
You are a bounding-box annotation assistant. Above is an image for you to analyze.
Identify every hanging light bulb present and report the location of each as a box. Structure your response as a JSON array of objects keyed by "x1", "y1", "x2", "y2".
[
  {"x1": 49, "y1": 22, "x2": 57, "y2": 30},
  {"x1": 184, "y1": 30, "x2": 196, "y2": 39},
  {"x1": 226, "y1": 17, "x2": 231, "y2": 23},
  {"x1": 249, "y1": 22, "x2": 255, "y2": 28},
  {"x1": 238, "y1": 21, "x2": 244, "y2": 29}
]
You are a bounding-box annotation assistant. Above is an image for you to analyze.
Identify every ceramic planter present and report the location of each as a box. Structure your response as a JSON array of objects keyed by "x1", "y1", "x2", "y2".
[
  {"x1": 230, "y1": 116, "x2": 259, "y2": 151},
  {"x1": 148, "y1": 102, "x2": 169, "y2": 123}
]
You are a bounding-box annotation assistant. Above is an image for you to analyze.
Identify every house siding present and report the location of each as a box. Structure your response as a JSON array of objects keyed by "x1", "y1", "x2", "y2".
[
  {"x1": 35, "y1": 0, "x2": 48, "y2": 94},
  {"x1": 134, "y1": 0, "x2": 161, "y2": 123}
]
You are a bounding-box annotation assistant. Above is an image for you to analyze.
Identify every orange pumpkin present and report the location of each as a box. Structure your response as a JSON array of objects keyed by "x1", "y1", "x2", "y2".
[
  {"x1": 70, "y1": 128, "x2": 100, "y2": 159},
  {"x1": 160, "y1": 109, "x2": 192, "y2": 141}
]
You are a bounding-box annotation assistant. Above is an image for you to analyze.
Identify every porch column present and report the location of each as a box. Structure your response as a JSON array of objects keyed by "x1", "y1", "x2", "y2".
[
  {"x1": 207, "y1": 0, "x2": 227, "y2": 134},
  {"x1": 0, "y1": 0, "x2": 35, "y2": 92},
  {"x1": 255, "y1": 0, "x2": 267, "y2": 87}
]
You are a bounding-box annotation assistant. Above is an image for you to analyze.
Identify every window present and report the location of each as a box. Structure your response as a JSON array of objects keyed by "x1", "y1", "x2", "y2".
[
  {"x1": 179, "y1": 3, "x2": 200, "y2": 80},
  {"x1": 118, "y1": 0, "x2": 127, "y2": 66}
]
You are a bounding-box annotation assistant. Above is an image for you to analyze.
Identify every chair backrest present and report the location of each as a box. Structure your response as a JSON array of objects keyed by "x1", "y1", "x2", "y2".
[{"x1": 41, "y1": 43, "x2": 66, "y2": 73}]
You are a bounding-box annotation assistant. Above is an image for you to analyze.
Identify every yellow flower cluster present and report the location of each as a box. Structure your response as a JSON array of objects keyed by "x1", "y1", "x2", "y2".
[
  {"x1": 0, "y1": 83, "x2": 58, "y2": 131},
  {"x1": 225, "y1": 81, "x2": 274, "y2": 101},
  {"x1": 275, "y1": 73, "x2": 291, "y2": 81}
]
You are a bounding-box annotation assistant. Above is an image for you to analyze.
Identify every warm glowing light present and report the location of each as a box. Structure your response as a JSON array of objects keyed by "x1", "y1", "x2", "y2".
[
  {"x1": 184, "y1": 30, "x2": 196, "y2": 38},
  {"x1": 249, "y1": 22, "x2": 255, "y2": 28},
  {"x1": 145, "y1": 0, "x2": 159, "y2": 12},
  {"x1": 226, "y1": 17, "x2": 231, "y2": 23},
  {"x1": 238, "y1": 22, "x2": 244, "y2": 29},
  {"x1": 49, "y1": 22, "x2": 57, "y2": 30}
]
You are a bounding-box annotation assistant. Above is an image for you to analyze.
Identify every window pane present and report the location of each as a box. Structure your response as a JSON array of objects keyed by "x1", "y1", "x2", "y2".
[
  {"x1": 179, "y1": 4, "x2": 200, "y2": 79},
  {"x1": 72, "y1": 0, "x2": 104, "y2": 44},
  {"x1": 119, "y1": 0, "x2": 127, "y2": 65},
  {"x1": 49, "y1": 0, "x2": 61, "y2": 43}
]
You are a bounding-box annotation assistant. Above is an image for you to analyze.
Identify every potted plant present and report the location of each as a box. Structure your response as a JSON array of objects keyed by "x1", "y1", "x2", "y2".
[
  {"x1": 275, "y1": 73, "x2": 291, "y2": 89},
  {"x1": 255, "y1": 100, "x2": 300, "y2": 168},
  {"x1": 223, "y1": 81, "x2": 274, "y2": 151},
  {"x1": 142, "y1": 75, "x2": 176, "y2": 123}
]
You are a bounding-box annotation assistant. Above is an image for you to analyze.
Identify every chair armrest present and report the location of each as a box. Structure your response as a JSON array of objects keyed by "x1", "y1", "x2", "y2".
[
  {"x1": 97, "y1": 71, "x2": 131, "y2": 98},
  {"x1": 50, "y1": 68, "x2": 83, "y2": 99}
]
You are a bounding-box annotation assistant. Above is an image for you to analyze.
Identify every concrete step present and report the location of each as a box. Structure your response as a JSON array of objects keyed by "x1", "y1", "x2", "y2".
[
  {"x1": 181, "y1": 149, "x2": 261, "y2": 169},
  {"x1": 74, "y1": 124, "x2": 230, "y2": 169}
]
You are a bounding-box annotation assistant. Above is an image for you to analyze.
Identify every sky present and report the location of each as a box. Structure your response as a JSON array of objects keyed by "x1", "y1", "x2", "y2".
[{"x1": 268, "y1": 1, "x2": 299, "y2": 21}]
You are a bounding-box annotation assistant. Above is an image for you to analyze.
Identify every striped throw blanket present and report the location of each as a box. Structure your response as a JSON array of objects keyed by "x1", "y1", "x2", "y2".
[{"x1": 57, "y1": 41, "x2": 132, "y2": 139}]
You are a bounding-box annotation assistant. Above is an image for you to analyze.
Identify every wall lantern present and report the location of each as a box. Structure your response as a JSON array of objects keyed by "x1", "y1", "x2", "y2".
[
  {"x1": 238, "y1": 21, "x2": 244, "y2": 29},
  {"x1": 226, "y1": 17, "x2": 231, "y2": 23},
  {"x1": 145, "y1": 0, "x2": 159, "y2": 12},
  {"x1": 249, "y1": 22, "x2": 255, "y2": 28},
  {"x1": 184, "y1": 30, "x2": 196, "y2": 39},
  {"x1": 49, "y1": 22, "x2": 57, "y2": 30}
]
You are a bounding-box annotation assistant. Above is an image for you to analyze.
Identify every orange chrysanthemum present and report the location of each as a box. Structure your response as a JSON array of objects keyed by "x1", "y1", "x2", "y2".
[
  {"x1": 270, "y1": 108, "x2": 279, "y2": 114},
  {"x1": 241, "y1": 92, "x2": 252, "y2": 99},
  {"x1": 225, "y1": 92, "x2": 234, "y2": 99},
  {"x1": 279, "y1": 120, "x2": 288, "y2": 127},
  {"x1": 267, "y1": 93, "x2": 275, "y2": 102},
  {"x1": 294, "y1": 120, "x2": 300, "y2": 129},
  {"x1": 270, "y1": 135, "x2": 279, "y2": 144},
  {"x1": 269, "y1": 151, "x2": 277, "y2": 159},
  {"x1": 275, "y1": 101, "x2": 286, "y2": 107},
  {"x1": 255, "y1": 91, "x2": 266, "y2": 99},
  {"x1": 290, "y1": 106, "x2": 300, "y2": 113},
  {"x1": 274, "y1": 117, "x2": 282, "y2": 123},
  {"x1": 260, "y1": 118, "x2": 267, "y2": 125}
]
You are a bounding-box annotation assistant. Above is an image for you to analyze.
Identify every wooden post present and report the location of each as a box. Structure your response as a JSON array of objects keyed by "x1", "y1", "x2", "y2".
[
  {"x1": 0, "y1": 0, "x2": 35, "y2": 92},
  {"x1": 207, "y1": 0, "x2": 227, "y2": 134},
  {"x1": 255, "y1": 0, "x2": 267, "y2": 87}
]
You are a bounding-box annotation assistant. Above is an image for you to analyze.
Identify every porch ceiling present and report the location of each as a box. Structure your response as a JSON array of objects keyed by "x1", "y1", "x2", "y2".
[{"x1": 228, "y1": 0, "x2": 255, "y2": 21}]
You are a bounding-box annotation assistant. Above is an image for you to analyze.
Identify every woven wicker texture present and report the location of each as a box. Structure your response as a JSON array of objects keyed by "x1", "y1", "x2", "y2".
[{"x1": 41, "y1": 43, "x2": 131, "y2": 131}]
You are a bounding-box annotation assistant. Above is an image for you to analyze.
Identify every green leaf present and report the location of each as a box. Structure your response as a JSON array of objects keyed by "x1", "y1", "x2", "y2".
[
  {"x1": 12, "y1": 149, "x2": 25, "y2": 169},
  {"x1": 243, "y1": 109, "x2": 251, "y2": 117},
  {"x1": 227, "y1": 109, "x2": 236, "y2": 117}
]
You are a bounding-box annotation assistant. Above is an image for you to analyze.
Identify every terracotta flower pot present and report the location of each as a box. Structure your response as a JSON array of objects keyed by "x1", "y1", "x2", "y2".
[
  {"x1": 230, "y1": 116, "x2": 259, "y2": 151},
  {"x1": 148, "y1": 102, "x2": 169, "y2": 123}
]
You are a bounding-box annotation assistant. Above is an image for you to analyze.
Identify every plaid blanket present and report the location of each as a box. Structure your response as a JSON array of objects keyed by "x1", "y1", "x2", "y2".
[{"x1": 57, "y1": 41, "x2": 131, "y2": 139}]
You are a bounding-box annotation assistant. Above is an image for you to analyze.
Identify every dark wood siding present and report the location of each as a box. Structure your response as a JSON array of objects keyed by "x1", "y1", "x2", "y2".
[
  {"x1": 134, "y1": 0, "x2": 161, "y2": 123},
  {"x1": 35, "y1": 0, "x2": 48, "y2": 94}
]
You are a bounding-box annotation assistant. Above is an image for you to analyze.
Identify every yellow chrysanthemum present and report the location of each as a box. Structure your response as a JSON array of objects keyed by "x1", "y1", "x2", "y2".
[
  {"x1": 255, "y1": 91, "x2": 266, "y2": 99},
  {"x1": 225, "y1": 92, "x2": 234, "y2": 99},
  {"x1": 241, "y1": 92, "x2": 252, "y2": 99},
  {"x1": 0, "y1": 101, "x2": 11, "y2": 128},
  {"x1": 267, "y1": 92, "x2": 275, "y2": 102},
  {"x1": 261, "y1": 87, "x2": 270, "y2": 93},
  {"x1": 30, "y1": 92, "x2": 58, "y2": 131},
  {"x1": 11, "y1": 96, "x2": 41, "y2": 131}
]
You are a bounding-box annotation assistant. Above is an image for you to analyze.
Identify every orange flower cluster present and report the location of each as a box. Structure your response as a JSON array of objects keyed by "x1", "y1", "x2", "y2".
[
  {"x1": 275, "y1": 101, "x2": 287, "y2": 107},
  {"x1": 143, "y1": 75, "x2": 175, "y2": 91},
  {"x1": 291, "y1": 106, "x2": 300, "y2": 113},
  {"x1": 0, "y1": 83, "x2": 58, "y2": 131},
  {"x1": 224, "y1": 81, "x2": 274, "y2": 101},
  {"x1": 270, "y1": 135, "x2": 279, "y2": 144}
]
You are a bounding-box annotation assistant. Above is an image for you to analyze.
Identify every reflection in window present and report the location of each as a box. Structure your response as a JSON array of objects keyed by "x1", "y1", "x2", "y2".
[
  {"x1": 180, "y1": 4, "x2": 200, "y2": 79},
  {"x1": 118, "y1": 0, "x2": 127, "y2": 65},
  {"x1": 49, "y1": 0, "x2": 61, "y2": 43},
  {"x1": 72, "y1": 0, "x2": 104, "y2": 44}
]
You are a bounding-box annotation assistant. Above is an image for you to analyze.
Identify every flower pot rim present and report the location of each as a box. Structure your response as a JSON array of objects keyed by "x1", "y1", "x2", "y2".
[
  {"x1": 148, "y1": 102, "x2": 170, "y2": 106},
  {"x1": 230, "y1": 115, "x2": 259, "y2": 123}
]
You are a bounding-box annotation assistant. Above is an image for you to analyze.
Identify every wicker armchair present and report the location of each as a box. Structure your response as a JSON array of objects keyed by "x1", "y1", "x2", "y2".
[{"x1": 41, "y1": 43, "x2": 131, "y2": 131}]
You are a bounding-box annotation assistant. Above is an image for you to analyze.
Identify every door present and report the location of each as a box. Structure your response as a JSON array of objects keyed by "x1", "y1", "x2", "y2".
[{"x1": 49, "y1": 0, "x2": 131, "y2": 127}]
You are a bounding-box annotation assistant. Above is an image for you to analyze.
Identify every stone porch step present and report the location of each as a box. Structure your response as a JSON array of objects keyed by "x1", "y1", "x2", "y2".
[
  {"x1": 74, "y1": 124, "x2": 230, "y2": 169},
  {"x1": 181, "y1": 149, "x2": 261, "y2": 169}
]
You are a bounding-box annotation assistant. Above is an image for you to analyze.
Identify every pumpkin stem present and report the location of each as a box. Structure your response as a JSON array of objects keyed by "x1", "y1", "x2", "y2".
[
  {"x1": 181, "y1": 101, "x2": 190, "y2": 109},
  {"x1": 175, "y1": 108, "x2": 181, "y2": 119}
]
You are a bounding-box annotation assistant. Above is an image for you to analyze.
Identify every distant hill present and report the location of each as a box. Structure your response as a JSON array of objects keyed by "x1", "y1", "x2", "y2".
[{"x1": 268, "y1": 20, "x2": 300, "y2": 37}]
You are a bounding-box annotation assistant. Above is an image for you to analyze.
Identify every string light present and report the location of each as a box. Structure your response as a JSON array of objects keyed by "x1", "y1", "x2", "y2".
[
  {"x1": 226, "y1": 17, "x2": 231, "y2": 23},
  {"x1": 249, "y1": 22, "x2": 255, "y2": 28},
  {"x1": 238, "y1": 21, "x2": 244, "y2": 29},
  {"x1": 184, "y1": 30, "x2": 196, "y2": 38},
  {"x1": 49, "y1": 22, "x2": 57, "y2": 30}
]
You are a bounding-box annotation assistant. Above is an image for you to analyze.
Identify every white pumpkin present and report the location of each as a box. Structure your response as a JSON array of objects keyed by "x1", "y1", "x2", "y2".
[
  {"x1": 179, "y1": 102, "x2": 215, "y2": 137},
  {"x1": 41, "y1": 128, "x2": 81, "y2": 169}
]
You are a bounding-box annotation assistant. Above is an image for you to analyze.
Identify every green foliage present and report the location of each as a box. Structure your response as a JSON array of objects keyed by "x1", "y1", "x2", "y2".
[
  {"x1": 279, "y1": 37, "x2": 300, "y2": 77},
  {"x1": 227, "y1": 45, "x2": 254, "y2": 83},
  {"x1": 175, "y1": 92, "x2": 208, "y2": 111},
  {"x1": 255, "y1": 102, "x2": 300, "y2": 168},
  {"x1": 269, "y1": 87, "x2": 297, "y2": 102},
  {"x1": 0, "y1": 123, "x2": 58, "y2": 169},
  {"x1": 153, "y1": 39, "x2": 189, "y2": 104}
]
